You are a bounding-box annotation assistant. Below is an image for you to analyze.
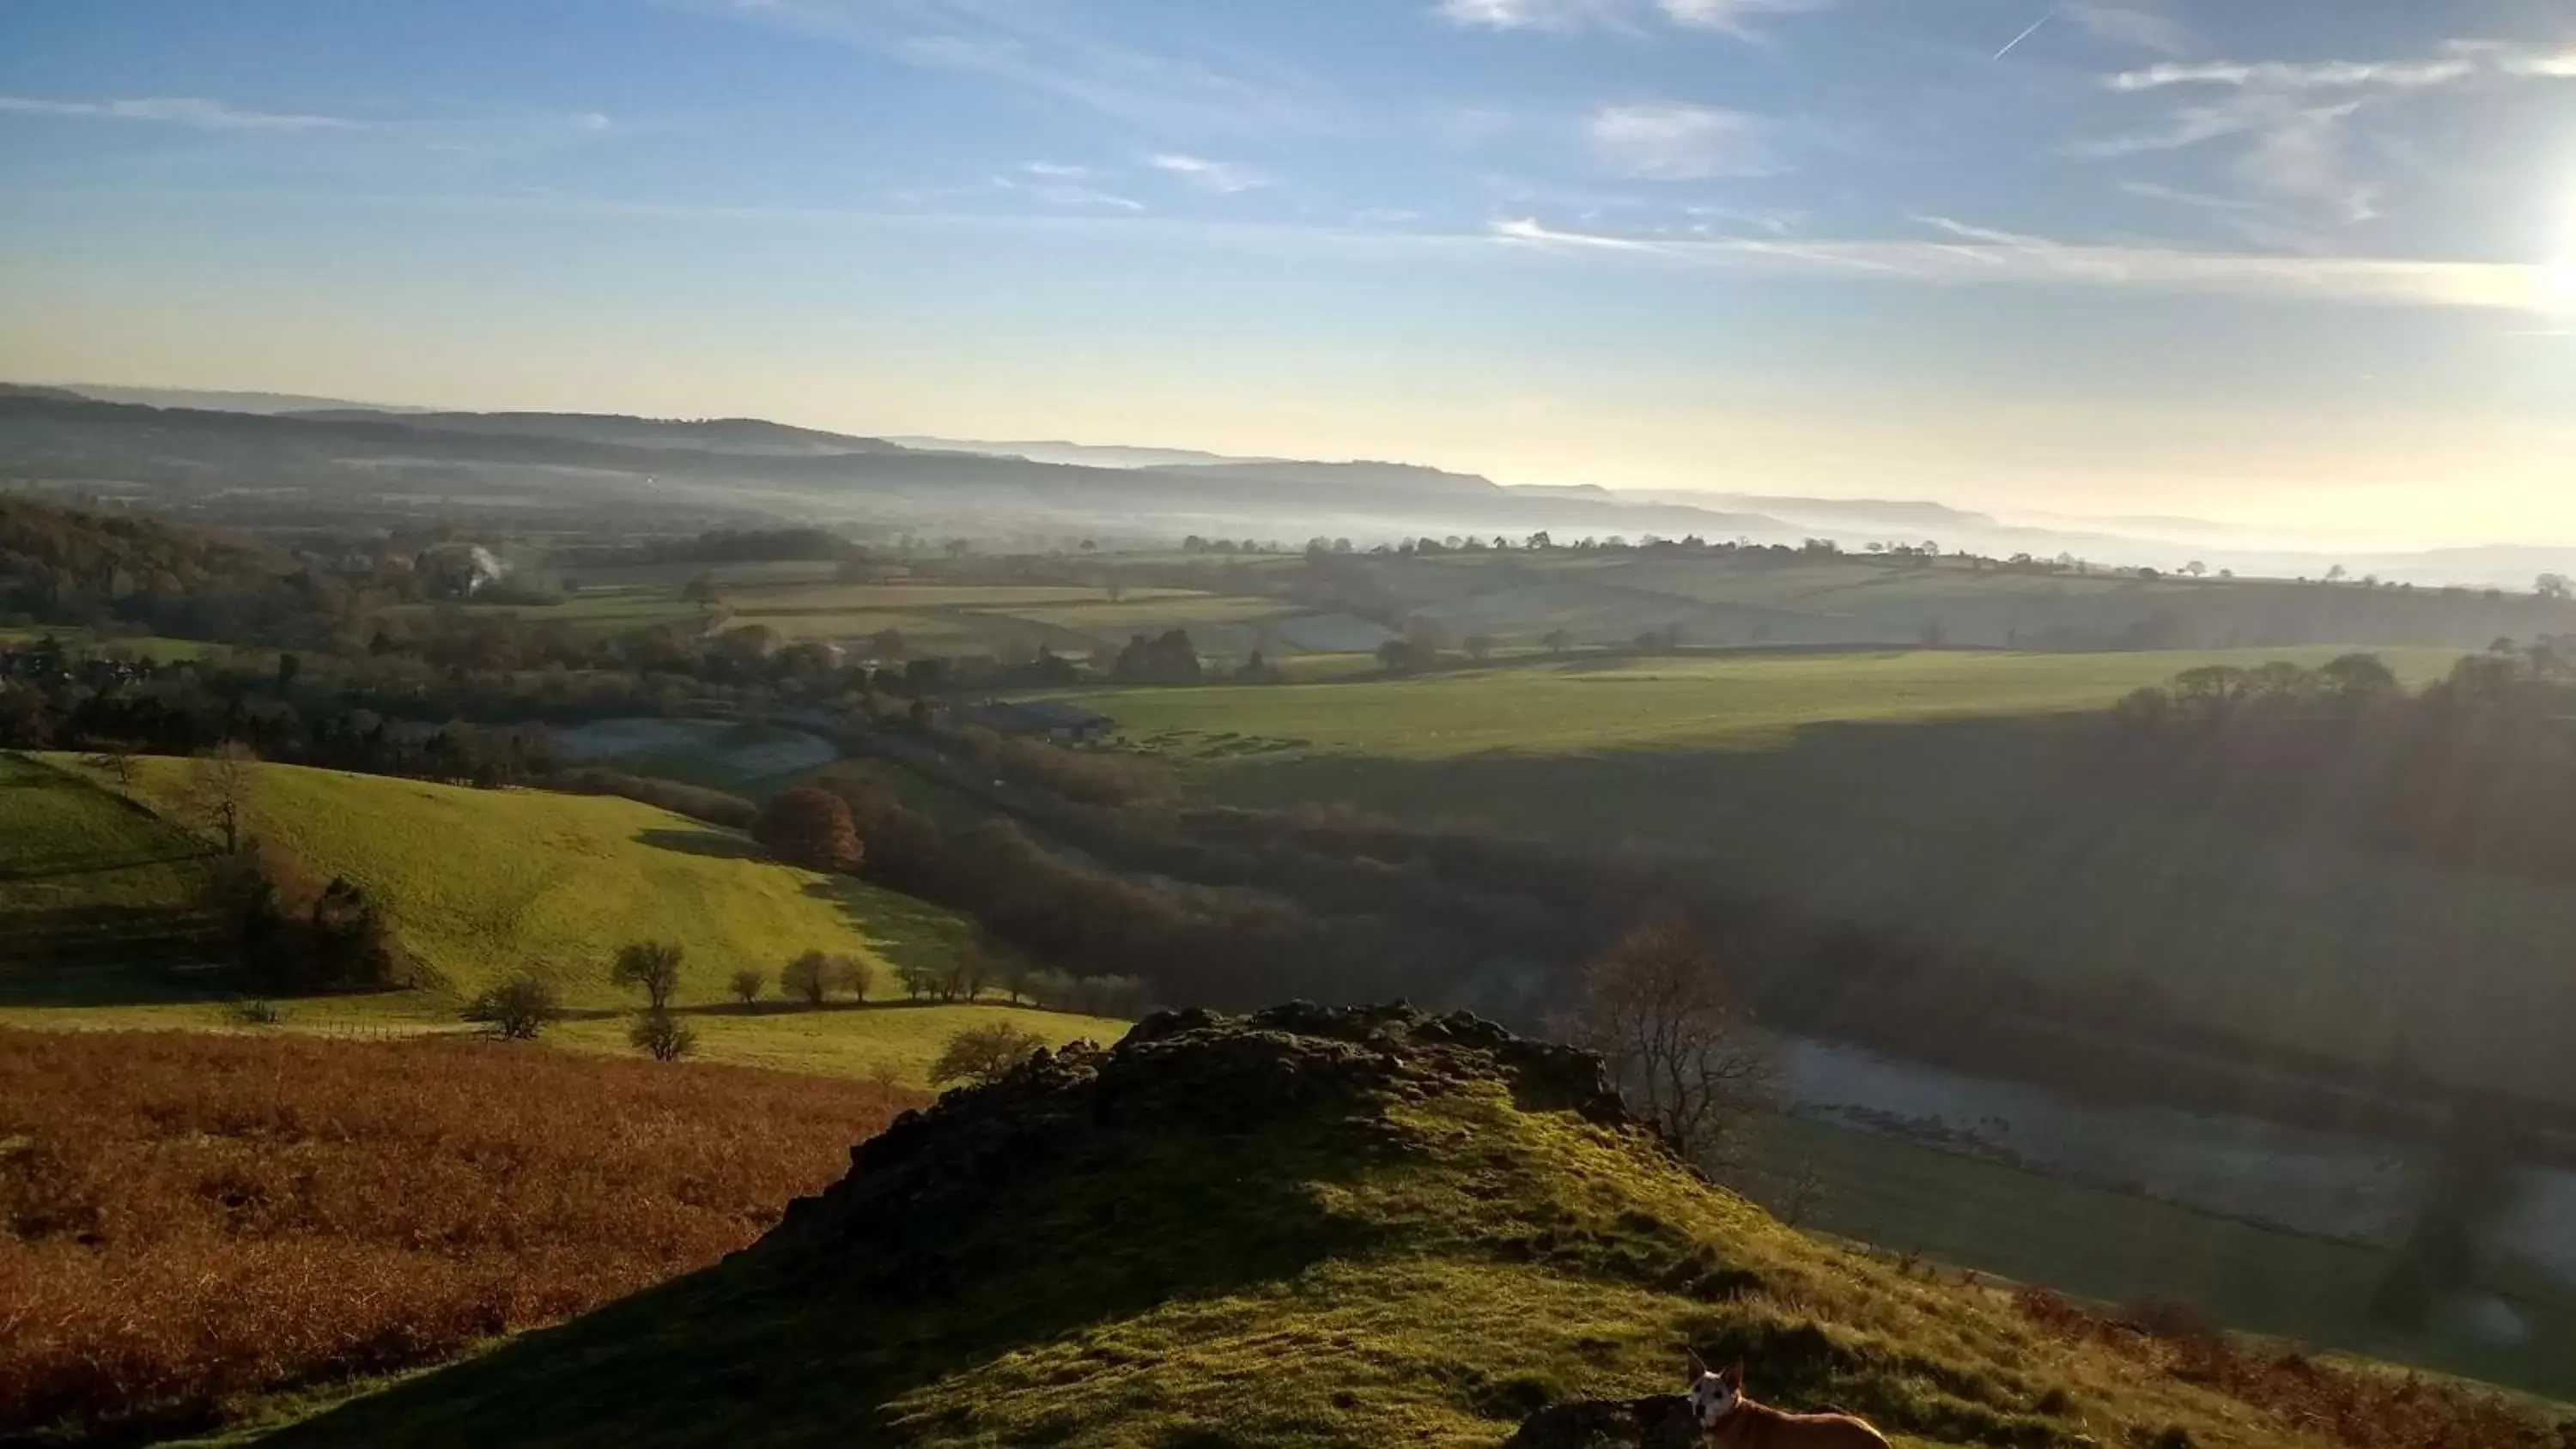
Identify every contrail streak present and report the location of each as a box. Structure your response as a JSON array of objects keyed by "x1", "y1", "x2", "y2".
[{"x1": 1993, "y1": 2, "x2": 2063, "y2": 59}]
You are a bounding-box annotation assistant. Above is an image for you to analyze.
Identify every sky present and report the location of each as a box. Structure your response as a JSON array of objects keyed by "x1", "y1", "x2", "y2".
[{"x1": 1, "y1": 0, "x2": 2573, "y2": 539}]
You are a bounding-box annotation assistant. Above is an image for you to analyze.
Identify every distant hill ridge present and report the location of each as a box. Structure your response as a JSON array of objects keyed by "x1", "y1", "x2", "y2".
[
  {"x1": 287, "y1": 408, "x2": 911, "y2": 458},
  {"x1": 1145, "y1": 458, "x2": 1501, "y2": 494},
  {"x1": 19, "y1": 386, "x2": 2576, "y2": 582}
]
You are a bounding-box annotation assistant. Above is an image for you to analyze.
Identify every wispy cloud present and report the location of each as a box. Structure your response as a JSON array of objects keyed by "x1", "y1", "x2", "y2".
[
  {"x1": 730, "y1": 1, "x2": 1332, "y2": 136},
  {"x1": 2116, "y1": 184, "x2": 2359, "y2": 264},
  {"x1": 1018, "y1": 160, "x2": 1091, "y2": 179},
  {"x1": 2064, "y1": 2, "x2": 2190, "y2": 57},
  {"x1": 2118, "y1": 179, "x2": 2269, "y2": 215},
  {"x1": 2063, "y1": 37, "x2": 2576, "y2": 227},
  {"x1": 1149, "y1": 153, "x2": 1272, "y2": 193},
  {"x1": 2109, "y1": 58, "x2": 2479, "y2": 92},
  {"x1": 1489, "y1": 214, "x2": 2548, "y2": 311},
  {"x1": 2497, "y1": 45, "x2": 2576, "y2": 78},
  {"x1": 1656, "y1": 0, "x2": 1832, "y2": 39},
  {"x1": 1437, "y1": 0, "x2": 1826, "y2": 39},
  {"x1": 0, "y1": 94, "x2": 357, "y2": 132},
  {"x1": 990, "y1": 170, "x2": 1144, "y2": 211},
  {"x1": 1587, "y1": 103, "x2": 1780, "y2": 180},
  {"x1": 1437, "y1": 0, "x2": 1619, "y2": 29}
]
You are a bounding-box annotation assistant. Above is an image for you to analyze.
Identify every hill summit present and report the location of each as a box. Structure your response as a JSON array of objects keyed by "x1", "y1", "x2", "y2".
[{"x1": 275, "y1": 1006, "x2": 2567, "y2": 1448}]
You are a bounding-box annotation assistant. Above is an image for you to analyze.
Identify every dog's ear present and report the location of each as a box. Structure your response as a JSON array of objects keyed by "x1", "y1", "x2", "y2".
[
  {"x1": 1686, "y1": 1348, "x2": 1711, "y2": 1378},
  {"x1": 1720, "y1": 1360, "x2": 1744, "y2": 1388}
]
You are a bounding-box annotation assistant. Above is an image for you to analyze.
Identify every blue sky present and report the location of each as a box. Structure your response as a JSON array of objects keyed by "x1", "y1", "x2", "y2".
[{"x1": 2, "y1": 0, "x2": 2573, "y2": 536}]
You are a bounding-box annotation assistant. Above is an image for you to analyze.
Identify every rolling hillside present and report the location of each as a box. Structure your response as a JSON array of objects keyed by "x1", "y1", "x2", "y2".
[
  {"x1": 267, "y1": 1006, "x2": 2571, "y2": 1448},
  {"x1": 24, "y1": 754, "x2": 980, "y2": 1007}
]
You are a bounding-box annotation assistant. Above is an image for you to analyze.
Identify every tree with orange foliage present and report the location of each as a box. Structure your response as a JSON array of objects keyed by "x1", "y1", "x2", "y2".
[{"x1": 750, "y1": 786, "x2": 861, "y2": 872}]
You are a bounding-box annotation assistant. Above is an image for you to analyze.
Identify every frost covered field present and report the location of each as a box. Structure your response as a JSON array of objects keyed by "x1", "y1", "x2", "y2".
[
  {"x1": 551, "y1": 718, "x2": 838, "y2": 788},
  {"x1": 1775, "y1": 1034, "x2": 2576, "y2": 1286}
]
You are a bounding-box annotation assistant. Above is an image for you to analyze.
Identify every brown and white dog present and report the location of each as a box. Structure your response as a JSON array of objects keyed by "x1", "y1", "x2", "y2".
[{"x1": 1685, "y1": 1354, "x2": 1887, "y2": 1448}]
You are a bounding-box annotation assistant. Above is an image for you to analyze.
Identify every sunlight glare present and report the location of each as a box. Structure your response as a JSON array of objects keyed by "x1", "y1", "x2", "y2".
[{"x1": 2547, "y1": 190, "x2": 2576, "y2": 313}]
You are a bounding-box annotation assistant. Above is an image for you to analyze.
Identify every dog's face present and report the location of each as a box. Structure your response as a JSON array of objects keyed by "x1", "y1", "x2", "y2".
[{"x1": 1686, "y1": 1358, "x2": 1742, "y2": 1427}]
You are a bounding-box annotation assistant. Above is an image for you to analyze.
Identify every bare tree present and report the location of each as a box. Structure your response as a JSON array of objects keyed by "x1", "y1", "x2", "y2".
[
  {"x1": 83, "y1": 743, "x2": 142, "y2": 794},
  {"x1": 1783, "y1": 1157, "x2": 1826, "y2": 1228},
  {"x1": 185, "y1": 743, "x2": 258, "y2": 855},
  {"x1": 1564, "y1": 918, "x2": 1776, "y2": 1167}
]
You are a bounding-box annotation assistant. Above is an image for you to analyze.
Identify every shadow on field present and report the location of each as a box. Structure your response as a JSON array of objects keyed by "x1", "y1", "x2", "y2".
[
  {"x1": 665, "y1": 997, "x2": 1061, "y2": 1019},
  {"x1": 801, "y1": 875, "x2": 988, "y2": 980},
  {"x1": 1199, "y1": 710, "x2": 2576, "y2": 1106},
  {"x1": 634, "y1": 827, "x2": 767, "y2": 860},
  {"x1": 0, "y1": 945, "x2": 232, "y2": 1007},
  {"x1": 0, "y1": 845, "x2": 213, "y2": 882}
]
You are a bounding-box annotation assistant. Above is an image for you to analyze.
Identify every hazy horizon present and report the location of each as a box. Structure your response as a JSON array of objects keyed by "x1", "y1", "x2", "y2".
[{"x1": 4, "y1": 1, "x2": 2573, "y2": 542}]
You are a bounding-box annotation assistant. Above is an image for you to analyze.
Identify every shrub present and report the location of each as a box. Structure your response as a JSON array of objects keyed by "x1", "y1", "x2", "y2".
[
  {"x1": 728, "y1": 968, "x2": 765, "y2": 1005},
  {"x1": 465, "y1": 973, "x2": 562, "y2": 1040},
  {"x1": 628, "y1": 1009, "x2": 698, "y2": 1062},
  {"x1": 228, "y1": 998, "x2": 283, "y2": 1027},
  {"x1": 928, "y1": 1022, "x2": 1048, "y2": 1088}
]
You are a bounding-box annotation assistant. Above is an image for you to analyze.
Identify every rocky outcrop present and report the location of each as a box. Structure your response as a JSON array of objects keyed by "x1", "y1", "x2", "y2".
[{"x1": 769, "y1": 1002, "x2": 1637, "y2": 1258}]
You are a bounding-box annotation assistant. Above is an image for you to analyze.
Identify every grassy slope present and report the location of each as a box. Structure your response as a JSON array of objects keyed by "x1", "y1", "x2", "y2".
[
  {"x1": 27, "y1": 755, "x2": 975, "y2": 1009},
  {"x1": 6, "y1": 751, "x2": 1121, "y2": 1091},
  {"x1": 0, "y1": 752, "x2": 222, "y2": 997},
  {"x1": 269, "y1": 1009, "x2": 2550, "y2": 1449}
]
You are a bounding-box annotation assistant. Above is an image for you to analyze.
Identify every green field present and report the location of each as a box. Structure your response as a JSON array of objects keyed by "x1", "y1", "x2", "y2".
[
  {"x1": 21, "y1": 754, "x2": 978, "y2": 1009},
  {"x1": 1061, "y1": 647, "x2": 2464, "y2": 761},
  {"x1": 3, "y1": 750, "x2": 1120, "y2": 1091},
  {"x1": 1297, "y1": 549, "x2": 2559, "y2": 652},
  {"x1": 549, "y1": 1001, "x2": 1130, "y2": 1084}
]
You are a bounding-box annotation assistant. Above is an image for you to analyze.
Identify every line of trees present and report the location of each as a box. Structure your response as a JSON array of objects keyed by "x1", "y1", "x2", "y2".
[{"x1": 2108, "y1": 643, "x2": 2576, "y2": 883}]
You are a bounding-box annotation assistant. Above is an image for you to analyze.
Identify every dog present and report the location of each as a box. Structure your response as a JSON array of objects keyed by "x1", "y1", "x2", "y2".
[{"x1": 1685, "y1": 1354, "x2": 1887, "y2": 1448}]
